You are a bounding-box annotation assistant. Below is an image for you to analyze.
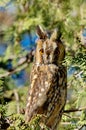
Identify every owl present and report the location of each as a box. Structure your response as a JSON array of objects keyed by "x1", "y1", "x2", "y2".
[{"x1": 25, "y1": 26, "x2": 67, "y2": 130}]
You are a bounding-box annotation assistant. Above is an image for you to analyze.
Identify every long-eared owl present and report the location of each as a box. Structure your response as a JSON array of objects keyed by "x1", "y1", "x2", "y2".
[{"x1": 25, "y1": 26, "x2": 67, "y2": 130}]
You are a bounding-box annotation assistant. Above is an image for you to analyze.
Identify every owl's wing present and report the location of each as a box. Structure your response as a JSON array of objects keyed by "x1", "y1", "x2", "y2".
[
  {"x1": 40, "y1": 66, "x2": 67, "y2": 129},
  {"x1": 44, "y1": 65, "x2": 67, "y2": 127}
]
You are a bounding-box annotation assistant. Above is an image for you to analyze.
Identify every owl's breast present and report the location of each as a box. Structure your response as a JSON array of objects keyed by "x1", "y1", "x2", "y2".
[
  {"x1": 26, "y1": 64, "x2": 67, "y2": 127},
  {"x1": 28, "y1": 64, "x2": 59, "y2": 110}
]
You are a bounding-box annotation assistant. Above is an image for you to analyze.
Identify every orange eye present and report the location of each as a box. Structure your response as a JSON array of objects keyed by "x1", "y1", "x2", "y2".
[{"x1": 39, "y1": 49, "x2": 44, "y2": 54}]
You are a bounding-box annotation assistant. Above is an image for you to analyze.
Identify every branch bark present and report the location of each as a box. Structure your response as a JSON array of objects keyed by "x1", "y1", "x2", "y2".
[
  {"x1": 14, "y1": 89, "x2": 20, "y2": 114},
  {"x1": 64, "y1": 106, "x2": 86, "y2": 113},
  {"x1": 0, "y1": 52, "x2": 34, "y2": 78}
]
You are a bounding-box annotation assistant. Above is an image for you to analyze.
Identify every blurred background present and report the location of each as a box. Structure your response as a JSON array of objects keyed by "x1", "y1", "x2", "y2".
[{"x1": 0, "y1": 0, "x2": 86, "y2": 129}]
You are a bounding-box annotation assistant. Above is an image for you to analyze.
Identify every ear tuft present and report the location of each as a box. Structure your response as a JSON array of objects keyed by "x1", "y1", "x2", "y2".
[
  {"x1": 50, "y1": 29, "x2": 58, "y2": 41},
  {"x1": 36, "y1": 25, "x2": 47, "y2": 39}
]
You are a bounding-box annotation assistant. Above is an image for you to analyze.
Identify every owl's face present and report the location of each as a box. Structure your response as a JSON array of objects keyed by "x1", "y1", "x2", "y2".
[
  {"x1": 42, "y1": 39, "x2": 58, "y2": 64},
  {"x1": 35, "y1": 26, "x2": 65, "y2": 65}
]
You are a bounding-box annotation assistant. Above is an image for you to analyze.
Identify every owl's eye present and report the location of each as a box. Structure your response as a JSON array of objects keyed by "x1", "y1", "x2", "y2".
[{"x1": 39, "y1": 48, "x2": 44, "y2": 54}]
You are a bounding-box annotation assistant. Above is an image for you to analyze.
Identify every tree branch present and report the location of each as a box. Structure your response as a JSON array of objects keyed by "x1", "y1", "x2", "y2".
[
  {"x1": 78, "y1": 125, "x2": 86, "y2": 130},
  {"x1": 64, "y1": 106, "x2": 86, "y2": 113},
  {"x1": 14, "y1": 89, "x2": 20, "y2": 114},
  {"x1": 0, "y1": 51, "x2": 34, "y2": 78}
]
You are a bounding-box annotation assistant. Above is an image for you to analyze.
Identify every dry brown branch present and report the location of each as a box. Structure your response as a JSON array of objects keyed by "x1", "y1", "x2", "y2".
[
  {"x1": 78, "y1": 125, "x2": 86, "y2": 130},
  {"x1": 13, "y1": 89, "x2": 20, "y2": 114},
  {"x1": 0, "y1": 63, "x2": 28, "y2": 78},
  {"x1": 0, "y1": 52, "x2": 34, "y2": 78},
  {"x1": 64, "y1": 106, "x2": 86, "y2": 113},
  {"x1": 63, "y1": 113, "x2": 72, "y2": 118}
]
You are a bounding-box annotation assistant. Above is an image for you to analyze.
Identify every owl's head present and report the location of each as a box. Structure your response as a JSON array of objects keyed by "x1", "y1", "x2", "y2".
[{"x1": 35, "y1": 25, "x2": 65, "y2": 65}]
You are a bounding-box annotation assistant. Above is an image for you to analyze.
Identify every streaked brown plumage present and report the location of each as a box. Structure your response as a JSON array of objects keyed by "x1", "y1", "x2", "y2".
[{"x1": 25, "y1": 26, "x2": 67, "y2": 130}]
